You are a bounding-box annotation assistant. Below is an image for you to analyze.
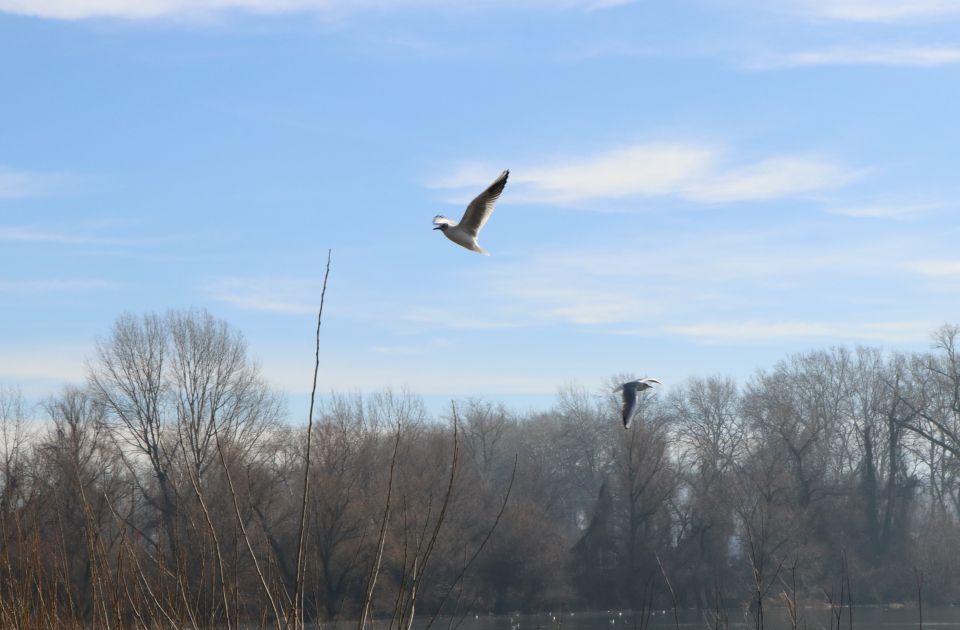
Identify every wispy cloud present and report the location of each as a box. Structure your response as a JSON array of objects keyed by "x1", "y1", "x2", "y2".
[
  {"x1": 0, "y1": 0, "x2": 635, "y2": 20},
  {"x1": 490, "y1": 282, "x2": 660, "y2": 326},
  {"x1": 205, "y1": 276, "x2": 326, "y2": 314},
  {"x1": 371, "y1": 338, "x2": 451, "y2": 354},
  {"x1": 797, "y1": 0, "x2": 960, "y2": 22},
  {"x1": 754, "y1": 46, "x2": 960, "y2": 68},
  {"x1": 0, "y1": 345, "x2": 88, "y2": 382},
  {"x1": 404, "y1": 308, "x2": 526, "y2": 330},
  {"x1": 826, "y1": 202, "x2": 940, "y2": 219},
  {"x1": 431, "y1": 142, "x2": 858, "y2": 206},
  {"x1": 259, "y1": 351, "x2": 561, "y2": 395},
  {"x1": 683, "y1": 156, "x2": 857, "y2": 203},
  {"x1": 523, "y1": 242, "x2": 872, "y2": 283},
  {"x1": 663, "y1": 320, "x2": 934, "y2": 343},
  {"x1": 905, "y1": 259, "x2": 960, "y2": 277},
  {"x1": 402, "y1": 258, "x2": 667, "y2": 331},
  {"x1": 585, "y1": 0, "x2": 634, "y2": 8},
  {"x1": 371, "y1": 345, "x2": 427, "y2": 354},
  {"x1": 555, "y1": 41, "x2": 663, "y2": 61},
  {"x1": 404, "y1": 225, "x2": 938, "y2": 337},
  {"x1": 0, "y1": 167, "x2": 76, "y2": 198},
  {"x1": 0, "y1": 280, "x2": 117, "y2": 292},
  {"x1": 0, "y1": 226, "x2": 142, "y2": 245}
]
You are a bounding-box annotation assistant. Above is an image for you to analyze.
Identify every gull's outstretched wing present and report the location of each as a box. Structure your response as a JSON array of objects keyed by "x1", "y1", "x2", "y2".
[
  {"x1": 458, "y1": 170, "x2": 509, "y2": 238},
  {"x1": 621, "y1": 384, "x2": 639, "y2": 429},
  {"x1": 620, "y1": 382, "x2": 639, "y2": 429},
  {"x1": 638, "y1": 378, "x2": 662, "y2": 388},
  {"x1": 433, "y1": 215, "x2": 456, "y2": 227}
]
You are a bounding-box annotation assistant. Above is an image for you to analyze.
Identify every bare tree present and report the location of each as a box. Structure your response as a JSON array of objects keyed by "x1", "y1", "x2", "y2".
[
  {"x1": 87, "y1": 308, "x2": 284, "y2": 628},
  {"x1": 0, "y1": 386, "x2": 29, "y2": 518},
  {"x1": 900, "y1": 326, "x2": 960, "y2": 460},
  {"x1": 669, "y1": 376, "x2": 744, "y2": 605}
]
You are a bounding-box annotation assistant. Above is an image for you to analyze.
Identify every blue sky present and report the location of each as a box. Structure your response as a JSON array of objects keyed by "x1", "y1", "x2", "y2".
[{"x1": 2, "y1": 0, "x2": 959, "y2": 416}]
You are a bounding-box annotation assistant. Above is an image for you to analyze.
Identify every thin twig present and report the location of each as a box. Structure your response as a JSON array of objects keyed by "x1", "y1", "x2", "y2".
[
  {"x1": 843, "y1": 549, "x2": 853, "y2": 630},
  {"x1": 425, "y1": 453, "x2": 517, "y2": 630},
  {"x1": 357, "y1": 421, "x2": 402, "y2": 630},
  {"x1": 215, "y1": 430, "x2": 285, "y2": 629},
  {"x1": 400, "y1": 404, "x2": 461, "y2": 630}
]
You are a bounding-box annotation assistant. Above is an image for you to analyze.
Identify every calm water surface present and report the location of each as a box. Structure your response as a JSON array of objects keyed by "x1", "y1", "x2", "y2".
[{"x1": 385, "y1": 607, "x2": 960, "y2": 630}]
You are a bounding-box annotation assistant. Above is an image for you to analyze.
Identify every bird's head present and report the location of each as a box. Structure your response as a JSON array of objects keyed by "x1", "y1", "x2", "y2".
[{"x1": 432, "y1": 215, "x2": 454, "y2": 231}]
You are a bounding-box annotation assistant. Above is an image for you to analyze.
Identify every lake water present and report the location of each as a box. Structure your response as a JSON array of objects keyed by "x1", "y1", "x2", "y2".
[{"x1": 403, "y1": 607, "x2": 960, "y2": 630}]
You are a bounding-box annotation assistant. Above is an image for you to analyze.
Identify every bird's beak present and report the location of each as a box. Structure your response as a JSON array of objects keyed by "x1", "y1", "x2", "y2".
[{"x1": 433, "y1": 226, "x2": 442, "y2": 230}]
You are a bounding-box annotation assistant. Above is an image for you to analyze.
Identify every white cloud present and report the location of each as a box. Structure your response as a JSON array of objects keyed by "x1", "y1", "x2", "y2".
[
  {"x1": 756, "y1": 46, "x2": 960, "y2": 68},
  {"x1": 428, "y1": 144, "x2": 717, "y2": 205},
  {"x1": 520, "y1": 144, "x2": 716, "y2": 204},
  {"x1": 906, "y1": 260, "x2": 960, "y2": 277},
  {"x1": 683, "y1": 155, "x2": 856, "y2": 203},
  {"x1": 431, "y1": 142, "x2": 857, "y2": 206},
  {"x1": 205, "y1": 276, "x2": 326, "y2": 314},
  {"x1": 797, "y1": 0, "x2": 960, "y2": 22},
  {"x1": 664, "y1": 320, "x2": 934, "y2": 343},
  {"x1": 0, "y1": 0, "x2": 634, "y2": 20}
]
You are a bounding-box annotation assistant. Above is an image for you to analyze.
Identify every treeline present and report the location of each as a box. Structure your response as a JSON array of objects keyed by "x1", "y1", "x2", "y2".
[{"x1": 2, "y1": 309, "x2": 960, "y2": 628}]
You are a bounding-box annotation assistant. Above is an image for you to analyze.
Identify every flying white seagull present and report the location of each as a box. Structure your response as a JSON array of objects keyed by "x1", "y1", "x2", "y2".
[
  {"x1": 433, "y1": 170, "x2": 509, "y2": 255},
  {"x1": 614, "y1": 378, "x2": 662, "y2": 429}
]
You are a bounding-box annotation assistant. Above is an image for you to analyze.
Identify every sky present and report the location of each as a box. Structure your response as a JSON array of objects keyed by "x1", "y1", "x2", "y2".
[{"x1": 2, "y1": 0, "x2": 960, "y2": 417}]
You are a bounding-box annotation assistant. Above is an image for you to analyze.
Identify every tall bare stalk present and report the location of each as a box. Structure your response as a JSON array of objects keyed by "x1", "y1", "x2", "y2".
[
  {"x1": 291, "y1": 249, "x2": 332, "y2": 628},
  {"x1": 777, "y1": 555, "x2": 799, "y2": 630},
  {"x1": 916, "y1": 568, "x2": 924, "y2": 630},
  {"x1": 843, "y1": 550, "x2": 852, "y2": 630},
  {"x1": 655, "y1": 552, "x2": 681, "y2": 630}
]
